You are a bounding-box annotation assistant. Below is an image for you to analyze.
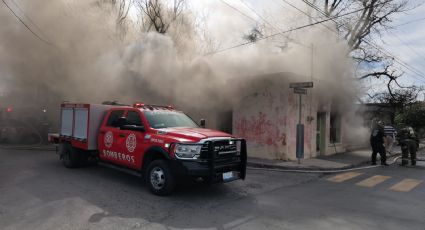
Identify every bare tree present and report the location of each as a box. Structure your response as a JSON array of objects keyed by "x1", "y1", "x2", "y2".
[
  {"x1": 134, "y1": 0, "x2": 200, "y2": 57},
  {"x1": 95, "y1": 0, "x2": 133, "y2": 40},
  {"x1": 345, "y1": 1, "x2": 406, "y2": 50},
  {"x1": 369, "y1": 84, "x2": 423, "y2": 122},
  {"x1": 321, "y1": 0, "x2": 409, "y2": 83},
  {"x1": 193, "y1": 10, "x2": 222, "y2": 55},
  {"x1": 135, "y1": 0, "x2": 185, "y2": 34}
]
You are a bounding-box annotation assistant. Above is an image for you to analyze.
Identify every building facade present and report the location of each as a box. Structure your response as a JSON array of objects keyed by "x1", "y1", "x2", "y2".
[{"x1": 232, "y1": 73, "x2": 346, "y2": 160}]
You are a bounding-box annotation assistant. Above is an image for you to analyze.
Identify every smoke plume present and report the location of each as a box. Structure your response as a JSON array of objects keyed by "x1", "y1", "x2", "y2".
[{"x1": 0, "y1": 0, "x2": 368, "y2": 144}]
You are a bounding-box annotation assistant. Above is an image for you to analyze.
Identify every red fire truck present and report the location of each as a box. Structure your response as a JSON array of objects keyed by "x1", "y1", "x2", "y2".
[{"x1": 49, "y1": 103, "x2": 247, "y2": 195}]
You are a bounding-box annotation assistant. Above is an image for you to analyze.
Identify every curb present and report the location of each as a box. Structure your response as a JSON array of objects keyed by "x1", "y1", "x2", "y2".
[
  {"x1": 246, "y1": 161, "x2": 368, "y2": 171},
  {"x1": 0, "y1": 144, "x2": 56, "y2": 151},
  {"x1": 247, "y1": 152, "x2": 403, "y2": 171}
]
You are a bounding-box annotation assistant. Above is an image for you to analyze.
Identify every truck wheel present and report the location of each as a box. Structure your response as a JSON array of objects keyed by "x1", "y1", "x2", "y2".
[
  {"x1": 61, "y1": 143, "x2": 80, "y2": 168},
  {"x1": 146, "y1": 159, "x2": 175, "y2": 196},
  {"x1": 78, "y1": 151, "x2": 91, "y2": 166}
]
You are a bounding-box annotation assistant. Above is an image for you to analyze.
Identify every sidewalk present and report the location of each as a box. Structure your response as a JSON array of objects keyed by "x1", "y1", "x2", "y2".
[
  {"x1": 247, "y1": 142, "x2": 425, "y2": 170},
  {"x1": 247, "y1": 149, "x2": 373, "y2": 171}
]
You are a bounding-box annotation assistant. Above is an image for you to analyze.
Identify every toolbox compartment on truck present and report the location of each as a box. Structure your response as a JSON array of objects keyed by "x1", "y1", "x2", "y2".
[{"x1": 60, "y1": 103, "x2": 111, "y2": 150}]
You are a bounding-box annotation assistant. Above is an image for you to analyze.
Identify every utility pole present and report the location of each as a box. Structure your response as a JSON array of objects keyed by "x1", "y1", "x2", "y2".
[
  {"x1": 290, "y1": 82, "x2": 314, "y2": 164},
  {"x1": 311, "y1": 43, "x2": 314, "y2": 81}
]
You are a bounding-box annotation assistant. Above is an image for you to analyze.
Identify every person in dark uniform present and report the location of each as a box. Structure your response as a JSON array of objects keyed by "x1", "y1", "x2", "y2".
[
  {"x1": 370, "y1": 121, "x2": 388, "y2": 166},
  {"x1": 397, "y1": 126, "x2": 419, "y2": 166}
]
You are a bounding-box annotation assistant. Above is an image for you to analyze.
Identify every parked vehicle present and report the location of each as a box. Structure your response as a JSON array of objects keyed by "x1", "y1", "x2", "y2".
[
  {"x1": 49, "y1": 102, "x2": 247, "y2": 195},
  {"x1": 0, "y1": 107, "x2": 45, "y2": 145}
]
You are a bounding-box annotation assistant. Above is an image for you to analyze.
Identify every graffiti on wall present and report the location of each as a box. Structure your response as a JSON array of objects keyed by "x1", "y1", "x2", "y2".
[{"x1": 234, "y1": 112, "x2": 286, "y2": 147}]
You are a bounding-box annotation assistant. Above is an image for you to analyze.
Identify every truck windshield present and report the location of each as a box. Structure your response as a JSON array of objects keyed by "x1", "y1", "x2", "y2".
[{"x1": 143, "y1": 110, "x2": 199, "y2": 129}]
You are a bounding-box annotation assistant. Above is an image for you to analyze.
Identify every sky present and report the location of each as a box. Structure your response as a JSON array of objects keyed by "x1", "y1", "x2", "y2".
[{"x1": 377, "y1": 1, "x2": 425, "y2": 87}]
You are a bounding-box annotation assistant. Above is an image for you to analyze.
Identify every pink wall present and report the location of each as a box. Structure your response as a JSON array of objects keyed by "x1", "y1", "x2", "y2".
[
  {"x1": 233, "y1": 84, "x2": 318, "y2": 160},
  {"x1": 234, "y1": 111, "x2": 287, "y2": 147}
]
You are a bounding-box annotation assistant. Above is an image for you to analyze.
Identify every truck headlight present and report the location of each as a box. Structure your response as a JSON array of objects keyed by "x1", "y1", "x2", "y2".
[{"x1": 174, "y1": 144, "x2": 201, "y2": 160}]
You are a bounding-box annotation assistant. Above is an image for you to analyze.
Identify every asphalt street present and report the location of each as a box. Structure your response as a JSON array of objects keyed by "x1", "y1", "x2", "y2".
[{"x1": 0, "y1": 148, "x2": 424, "y2": 230}]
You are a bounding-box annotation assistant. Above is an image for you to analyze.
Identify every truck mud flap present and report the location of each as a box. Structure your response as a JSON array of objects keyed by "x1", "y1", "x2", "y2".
[{"x1": 240, "y1": 139, "x2": 247, "y2": 180}]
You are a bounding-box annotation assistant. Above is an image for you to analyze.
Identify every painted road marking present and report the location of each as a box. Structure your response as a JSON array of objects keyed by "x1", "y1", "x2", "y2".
[
  {"x1": 223, "y1": 215, "x2": 256, "y2": 229},
  {"x1": 356, "y1": 175, "x2": 391, "y2": 188},
  {"x1": 389, "y1": 179, "x2": 423, "y2": 192},
  {"x1": 327, "y1": 172, "x2": 363, "y2": 183}
]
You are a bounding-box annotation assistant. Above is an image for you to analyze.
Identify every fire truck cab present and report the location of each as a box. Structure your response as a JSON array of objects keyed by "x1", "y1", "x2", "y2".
[{"x1": 51, "y1": 103, "x2": 247, "y2": 195}]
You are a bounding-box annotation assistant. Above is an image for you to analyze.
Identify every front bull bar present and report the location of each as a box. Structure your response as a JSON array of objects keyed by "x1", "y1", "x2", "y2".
[{"x1": 207, "y1": 138, "x2": 247, "y2": 181}]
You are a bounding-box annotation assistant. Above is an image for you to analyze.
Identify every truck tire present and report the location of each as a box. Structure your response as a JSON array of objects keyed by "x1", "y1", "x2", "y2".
[
  {"x1": 78, "y1": 151, "x2": 91, "y2": 167},
  {"x1": 145, "y1": 159, "x2": 176, "y2": 196},
  {"x1": 61, "y1": 143, "x2": 80, "y2": 168}
]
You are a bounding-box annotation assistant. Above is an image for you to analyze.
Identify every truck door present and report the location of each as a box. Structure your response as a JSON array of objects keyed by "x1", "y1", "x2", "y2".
[
  {"x1": 98, "y1": 109, "x2": 127, "y2": 165},
  {"x1": 119, "y1": 110, "x2": 148, "y2": 170}
]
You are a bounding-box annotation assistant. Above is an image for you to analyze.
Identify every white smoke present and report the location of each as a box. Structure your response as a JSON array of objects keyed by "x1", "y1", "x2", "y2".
[{"x1": 0, "y1": 0, "x2": 368, "y2": 144}]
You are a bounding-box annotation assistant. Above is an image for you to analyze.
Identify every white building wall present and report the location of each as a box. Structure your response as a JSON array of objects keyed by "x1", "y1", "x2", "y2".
[
  {"x1": 233, "y1": 84, "x2": 289, "y2": 160},
  {"x1": 233, "y1": 82, "x2": 322, "y2": 160}
]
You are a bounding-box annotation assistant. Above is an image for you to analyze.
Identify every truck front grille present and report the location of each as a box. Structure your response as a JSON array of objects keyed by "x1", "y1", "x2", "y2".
[{"x1": 200, "y1": 140, "x2": 239, "y2": 163}]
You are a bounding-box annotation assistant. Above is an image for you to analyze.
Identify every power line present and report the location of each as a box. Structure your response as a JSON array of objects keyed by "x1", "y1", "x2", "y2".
[
  {"x1": 239, "y1": 0, "x2": 278, "y2": 30},
  {"x1": 301, "y1": 0, "x2": 326, "y2": 15},
  {"x1": 215, "y1": 0, "x2": 425, "y2": 83},
  {"x1": 297, "y1": 0, "x2": 425, "y2": 82},
  {"x1": 363, "y1": 40, "x2": 425, "y2": 83},
  {"x1": 2, "y1": 0, "x2": 53, "y2": 46},
  {"x1": 298, "y1": 0, "x2": 345, "y2": 32},
  {"x1": 204, "y1": 7, "x2": 365, "y2": 56},
  {"x1": 218, "y1": 0, "x2": 258, "y2": 24},
  {"x1": 280, "y1": 0, "x2": 312, "y2": 19},
  {"x1": 279, "y1": 0, "x2": 425, "y2": 83},
  {"x1": 395, "y1": 16, "x2": 425, "y2": 27},
  {"x1": 9, "y1": 0, "x2": 49, "y2": 40},
  {"x1": 238, "y1": 0, "x2": 310, "y2": 47},
  {"x1": 364, "y1": 40, "x2": 425, "y2": 82},
  {"x1": 388, "y1": 30, "x2": 425, "y2": 63},
  {"x1": 363, "y1": 38, "x2": 425, "y2": 83}
]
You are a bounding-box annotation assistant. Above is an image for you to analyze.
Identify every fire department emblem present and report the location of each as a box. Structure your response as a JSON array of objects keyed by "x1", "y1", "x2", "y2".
[
  {"x1": 126, "y1": 133, "x2": 137, "y2": 153},
  {"x1": 104, "y1": 131, "x2": 113, "y2": 148}
]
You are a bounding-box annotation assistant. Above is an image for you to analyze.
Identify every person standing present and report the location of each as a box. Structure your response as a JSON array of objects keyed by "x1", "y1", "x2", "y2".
[
  {"x1": 397, "y1": 126, "x2": 419, "y2": 166},
  {"x1": 370, "y1": 121, "x2": 388, "y2": 166},
  {"x1": 384, "y1": 124, "x2": 397, "y2": 155}
]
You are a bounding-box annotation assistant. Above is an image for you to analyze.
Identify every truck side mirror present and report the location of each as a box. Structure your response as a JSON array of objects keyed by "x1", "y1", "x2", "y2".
[{"x1": 200, "y1": 119, "x2": 206, "y2": 128}]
